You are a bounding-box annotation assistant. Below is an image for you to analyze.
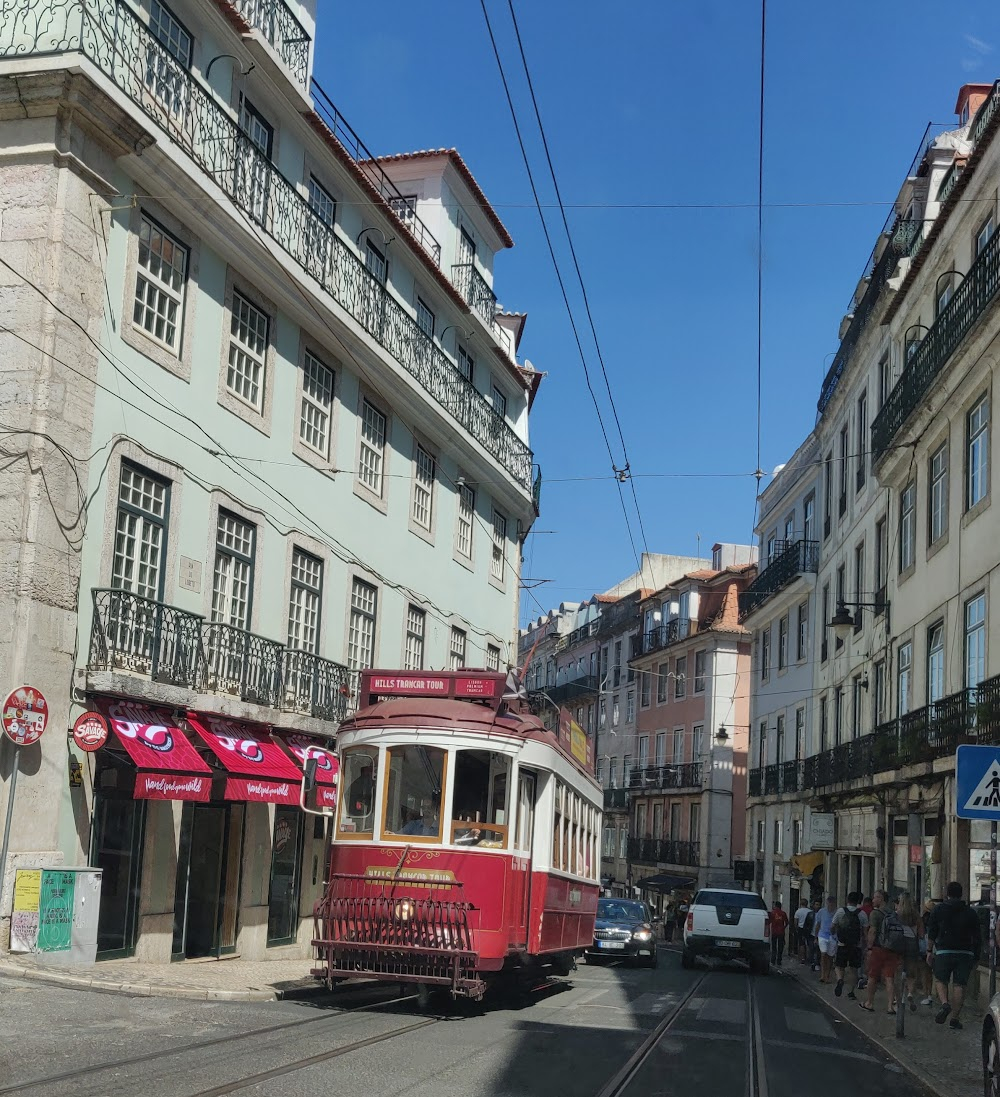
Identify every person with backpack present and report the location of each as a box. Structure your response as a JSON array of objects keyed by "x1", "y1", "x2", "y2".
[
  {"x1": 861, "y1": 890, "x2": 901, "y2": 1014},
  {"x1": 831, "y1": 891, "x2": 867, "y2": 998},
  {"x1": 895, "y1": 893, "x2": 923, "y2": 1011},
  {"x1": 926, "y1": 880, "x2": 982, "y2": 1030}
]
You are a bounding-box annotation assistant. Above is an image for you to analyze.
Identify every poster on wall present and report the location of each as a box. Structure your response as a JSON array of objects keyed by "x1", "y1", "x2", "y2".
[
  {"x1": 10, "y1": 868, "x2": 102, "y2": 960},
  {"x1": 809, "y1": 813, "x2": 835, "y2": 850}
]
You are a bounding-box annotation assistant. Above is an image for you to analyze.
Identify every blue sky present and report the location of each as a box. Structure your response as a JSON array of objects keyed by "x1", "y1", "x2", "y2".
[{"x1": 314, "y1": 1, "x2": 998, "y2": 628}]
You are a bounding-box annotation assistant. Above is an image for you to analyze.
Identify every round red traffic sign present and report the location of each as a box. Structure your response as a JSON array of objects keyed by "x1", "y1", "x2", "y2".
[
  {"x1": 72, "y1": 711, "x2": 109, "y2": 753},
  {"x1": 1, "y1": 685, "x2": 49, "y2": 747}
]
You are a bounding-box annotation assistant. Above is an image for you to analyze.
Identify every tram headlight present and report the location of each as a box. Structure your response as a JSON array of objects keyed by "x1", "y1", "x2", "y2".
[{"x1": 394, "y1": 899, "x2": 415, "y2": 922}]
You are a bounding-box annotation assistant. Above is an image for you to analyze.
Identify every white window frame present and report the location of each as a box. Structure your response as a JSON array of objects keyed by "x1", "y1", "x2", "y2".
[
  {"x1": 212, "y1": 510, "x2": 255, "y2": 630},
  {"x1": 227, "y1": 290, "x2": 269, "y2": 411},
  {"x1": 134, "y1": 214, "x2": 187, "y2": 352},
  {"x1": 112, "y1": 462, "x2": 169, "y2": 600},
  {"x1": 450, "y1": 626, "x2": 467, "y2": 670},
  {"x1": 966, "y1": 593, "x2": 986, "y2": 690},
  {"x1": 287, "y1": 548, "x2": 323, "y2": 654},
  {"x1": 412, "y1": 443, "x2": 436, "y2": 531},
  {"x1": 491, "y1": 508, "x2": 507, "y2": 582},
  {"x1": 404, "y1": 604, "x2": 425, "y2": 671},
  {"x1": 899, "y1": 481, "x2": 915, "y2": 572},
  {"x1": 967, "y1": 395, "x2": 990, "y2": 511},
  {"x1": 300, "y1": 350, "x2": 334, "y2": 458},
  {"x1": 358, "y1": 398, "x2": 387, "y2": 497},
  {"x1": 929, "y1": 442, "x2": 948, "y2": 543},
  {"x1": 486, "y1": 644, "x2": 501, "y2": 672},
  {"x1": 348, "y1": 577, "x2": 378, "y2": 671}
]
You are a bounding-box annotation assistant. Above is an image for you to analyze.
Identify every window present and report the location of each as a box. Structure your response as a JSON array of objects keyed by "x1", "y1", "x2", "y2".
[
  {"x1": 852, "y1": 676, "x2": 863, "y2": 738},
  {"x1": 486, "y1": 644, "x2": 501, "y2": 672},
  {"x1": 773, "y1": 820, "x2": 783, "y2": 856},
  {"x1": 623, "y1": 755, "x2": 632, "y2": 785},
  {"x1": 936, "y1": 274, "x2": 953, "y2": 317},
  {"x1": 672, "y1": 730, "x2": 684, "y2": 765},
  {"x1": 619, "y1": 825, "x2": 628, "y2": 859},
  {"x1": 227, "y1": 290, "x2": 269, "y2": 410},
  {"x1": 976, "y1": 215, "x2": 995, "y2": 257},
  {"x1": 609, "y1": 756, "x2": 618, "y2": 787},
  {"x1": 149, "y1": 1, "x2": 191, "y2": 65},
  {"x1": 212, "y1": 511, "x2": 255, "y2": 629},
  {"x1": 778, "y1": 618, "x2": 788, "y2": 670},
  {"x1": 794, "y1": 708, "x2": 805, "y2": 760},
  {"x1": 784, "y1": 513, "x2": 795, "y2": 543},
  {"x1": 819, "y1": 695, "x2": 828, "y2": 751},
  {"x1": 308, "y1": 176, "x2": 336, "y2": 226},
  {"x1": 638, "y1": 735, "x2": 649, "y2": 768},
  {"x1": 450, "y1": 627, "x2": 467, "y2": 670},
  {"x1": 300, "y1": 351, "x2": 334, "y2": 458},
  {"x1": 766, "y1": 531, "x2": 778, "y2": 564},
  {"x1": 792, "y1": 819, "x2": 803, "y2": 856},
  {"x1": 626, "y1": 690, "x2": 635, "y2": 724},
  {"x1": 821, "y1": 585, "x2": 830, "y2": 662},
  {"x1": 967, "y1": 395, "x2": 990, "y2": 510},
  {"x1": 669, "y1": 803, "x2": 681, "y2": 840},
  {"x1": 597, "y1": 760, "x2": 607, "y2": 788},
  {"x1": 760, "y1": 629, "x2": 770, "y2": 681},
  {"x1": 899, "y1": 481, "x2": 915, "y2": 572},
  {"x1": 359, "y1": 398, "x2": 387, "y2": 496},
  {"x1": 775, "y1": 714, "x2": 785, "y2": 762},
  {"x1": 612, "y1": 695, "x2": 620, "y2": 726},
  {"x1": 823, "y1": 452, "x2": 833, "y2": 535},
  {"x1": 412, "y1": 444, "x2": 436, "y2": 530},
  {"x1": 599, "y1": 700, "x2": 607, "y2": 730},
  {"x1": 694, "y1": 650, "x2": 707, "y2": 692},
  {"x1": 491, "y1": 385, "x2": 507, "y2": 420},
  {"x1": 875, "y1": 517, "x2": 888, "y2": 593},
  {"x1": 898, "y1": 641, "x2": 912, "y2": 717},
  {"x1": 757, "y1": 820, "x2": 765, "y2": 854},
  {"x1": 856, "y1": 390, "x2": 868, "y2": 488},
  {"x1": 966, "y1": 594, "x2": 986, "y2": 689},
  {"x1": 287, "y1": 549, "x2": 322, "y2": 653},
  {"x1": 416, "y1": 297, "x2": 435, "y2": 338},
  {"x1": 874, "y1": 660, "x2": 887, "y2": 724},
  {"x1": 834, "y1": 687, "x2": 844, "y2": 746},
  {"x1": 237, "y1": 98, "x2": 273, "y2": 226},
  {"x1": 853, "y1": 542, "x2": 865, "y2": 631},
  {"x1": 675, "y1": 656, "x2": 687, "y2": 698},
  {"x1": 456, "y1": 482, "x2": 475, "y2": 559},
  {"x1": 757, "y1": 721, "x2": 767, "y2": 768},
  {"x1": 655, "y1": 732, "x2": 667, "y2": 766},
  {"x1": 134, "y1": 215, "x2": 187, "y2": 351},
  {"x1": 365, "y1": 239, "x2": 387, "y2": 284},
  {"x1": 457, "y1": 344, "x2": 474, "y2": 384},
  {"x1": 836, "y1": 563, "x2": 846, "y2": 610},
  {"x1": 838, "y1": 424, "x2": 849, "y2": 514},
  {"x1": 796, "y1": 601, "x2": 808, "y2": 661},
  {"x1": 404, "y1": 605, "x2": 425, "y2": 671},
  {"x1": 929, "y1": 443, "x2": 948, "y2": 544},
  {"x1": 383, "y1": 745, "x2": 446, "y2": 842},
  {"x1": 803, "y1": 494, "x2": 815, "y2": 542},
  {"x1": 112, "y1": 462, "x2": 169, "y2": 599},
  {"x1": 389, "y1": 194, "x2": 418, "y2": 227},
  {"x1": 146, "y1": 0, "x2": 192, "y2": 117},
  {"x1": 656, "y1": 662, "x2": 668, "y2": 703},
  {"x1": 491, "y1": 509, "x2": 507, "y2": 581},
  {"x1": 348, "y1": 578, "x2": 378, "y2": 671},
  {"x1": 640, "y1": 671, "x2": 651, "y2": 708},
  {"x1": 459, "y1": 226, "x2": 476, "y2": 266},
  {"x1": 927, "y1": 622, "x2": 945, "y2": 706},
  {"x1": 267, "y1": 805, "x2": 303, "y2": 945},
  {"x1": 878, "y1": 353, "x2": 891, "y2": 410}
]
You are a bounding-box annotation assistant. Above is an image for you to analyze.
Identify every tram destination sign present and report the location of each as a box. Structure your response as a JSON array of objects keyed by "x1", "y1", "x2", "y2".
[{"x1": 360, "y1": 670, "x2": 503, "y2": 708}]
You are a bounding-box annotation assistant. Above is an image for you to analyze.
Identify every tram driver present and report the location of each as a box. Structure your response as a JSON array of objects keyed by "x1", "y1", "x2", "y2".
[{"x1": 400, "y1": 798, "x2": 440, "y2": 836}]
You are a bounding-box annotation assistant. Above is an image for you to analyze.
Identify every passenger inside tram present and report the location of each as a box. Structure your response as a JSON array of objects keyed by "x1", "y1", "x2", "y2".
[
  {"x1": 339, "y1": 750, "x2": 378, "y2": 834},
  {"x1": 384, "y1": 745, "x2": 445, "y2": 840}
]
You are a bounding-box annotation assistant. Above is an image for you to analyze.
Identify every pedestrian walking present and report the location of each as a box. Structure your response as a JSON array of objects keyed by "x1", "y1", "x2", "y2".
[
  {"x1": 861, "y1": 890, "x2": 901, "y2": 1014},
  {"x1": 918, "y1": 900, "x2": 936, "y2": 1005},
  {"x1": 831, "y1": 891, "x2": 867, "y2": 999},
  {"x1": 793, "y1": 897, "x2": 811, "y2": 963},
  {"x1": 927, "y1": 880, "x2": 982, "y2": 1030},
  {"x1": 894, "y1": 893, "x2": 922, "y2": 1011},
  {"x1": 816, "y1": 896, "x2": 838, "y2": 983},
  {"x1": 674, "y1": 899, "x2": 689, "y2": 941},
  {"x1": 770, "y1": 901, "x2": 789, "y2": 965},
  {"x1": 807, "y1": 898, "x2": 822, "y2": 970}
]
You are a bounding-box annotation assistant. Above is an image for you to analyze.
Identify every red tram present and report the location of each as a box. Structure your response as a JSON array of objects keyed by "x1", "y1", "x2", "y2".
[{"x1": 312, "y1": 669, "x2": 602, "y2": 999}]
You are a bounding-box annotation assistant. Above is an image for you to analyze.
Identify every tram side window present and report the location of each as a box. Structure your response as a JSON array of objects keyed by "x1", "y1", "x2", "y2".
[
  {"x1": 451, "y1": 750, "x2": 510, "y2": 848},
  {"x1": 383, "y1": 745, "x2": 446, "y2": 841},
  {"x1": 552, "y1": 781, "x2": 564, "y2": 870},
  {"x1": 338, "y1": 748, "x2": 378, "y2": 838}
]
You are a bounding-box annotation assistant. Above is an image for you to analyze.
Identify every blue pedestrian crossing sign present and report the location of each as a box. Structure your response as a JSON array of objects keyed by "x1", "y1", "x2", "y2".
[{"x1": 956, "y1": 745, "x2": 1000, "y2": 819}]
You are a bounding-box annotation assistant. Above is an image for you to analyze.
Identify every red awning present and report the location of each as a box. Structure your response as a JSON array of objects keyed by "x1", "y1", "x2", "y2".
[
  {"x1": 186, "y1": 713, "x2": 302, "y2": 805},
  {"x1": 277, "y1": 731, "x2": 339, "y2": 810},
  {"x1": 95, "y1": 699, "x2": 212, "y2": 802}
]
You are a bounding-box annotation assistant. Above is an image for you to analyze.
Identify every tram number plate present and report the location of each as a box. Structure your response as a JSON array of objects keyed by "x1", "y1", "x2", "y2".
[
  {"x1": 598, "y1": 941, "x2": 625, "y2": 949},
  {"x1": 716, "y1": 940, "x2": 741, "y2": 948}
]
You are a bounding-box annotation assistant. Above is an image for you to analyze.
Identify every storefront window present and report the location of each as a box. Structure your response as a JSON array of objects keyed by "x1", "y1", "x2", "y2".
[
  {"x1": 382, "y1": 745, "x2": 446, "y2": 841},
  {"x1": 450, "y1": 750, "x2": 510, "y2": 847},
  {"x1": 337, "y1": 748, "x2": 378, "y2": 839},
  {"x1": 267, "y1": 806, "x2": 303, "y2": 946},
  {"x1": 91, "y1": 775, "x2": 146, "y2": 959}
]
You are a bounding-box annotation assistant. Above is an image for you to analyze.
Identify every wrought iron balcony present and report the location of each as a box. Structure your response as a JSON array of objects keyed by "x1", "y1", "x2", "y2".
[
  {"x1": 633, "y1": 618, "x2": 699, "y2": 658},
  {"x1": 1, "y1": 4, "x2": 533, "y2": 489},
  {"x1": 89, "y1": 589, "x2": 202, "y2": 687},
  {"x1": 451, "y1": 264, "x2": 514, "y2": 356},
  {"x1": 872, "y1": 220, "x2": 1000, "y2": 461},
  {"x1": 937, "y1": 161, "x2": 962, "y2": 204},
  {"x1": 739, "y1": 540, "x2": 819, "y2": 617},
  {"x1": 628, "y1": 838, "x2": 699, "y2": 867},
  {"x1": 629, "y1": 762, "x2": 703, "y2": 791},
  {"x1": 548, "y1": 674, "x2": 599, "y2": 705},
  {"x1": 88, "y1": 589, "x2": 354, "y2": 725},
  {"x1": 970, "y1": 81, "x2": 1000, "y2": 148},
  {"x1": 230, "y1": 0, "x2": 310, "y2": 88},
  {"x1": 764, "y1": 763, "x2": 780, "y2": 796},
  {"x1": 748, "y1": 768, "x2": 762, "y2": 797},
  {"x1": 780, "y1": 759, "x2": 801, "y2": 793},
  {"x1": 604, "y1": 787, "x2": 630, "y2": 811},
  {"x1": 202, "y1": 622, "x2": 283, "y2": 709}
]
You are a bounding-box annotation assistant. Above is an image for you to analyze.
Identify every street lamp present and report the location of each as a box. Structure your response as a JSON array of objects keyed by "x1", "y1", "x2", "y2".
[
  {"x1": 715, "y1": 724, "x2": 730, "y2": 745},
  {"x1": 829, "y1": 596, "x2": 890, "y2": 639}
]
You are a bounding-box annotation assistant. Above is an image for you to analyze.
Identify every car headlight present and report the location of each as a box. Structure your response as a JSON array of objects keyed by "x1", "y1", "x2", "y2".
[{"x1": 632, "y1": 929, "x2": 652, "y2": 941}]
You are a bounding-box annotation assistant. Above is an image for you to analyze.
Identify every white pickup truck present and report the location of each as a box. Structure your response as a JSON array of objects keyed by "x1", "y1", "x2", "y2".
[{"x1": 681, "y1": 886, "x2": 770, "y2": 975}]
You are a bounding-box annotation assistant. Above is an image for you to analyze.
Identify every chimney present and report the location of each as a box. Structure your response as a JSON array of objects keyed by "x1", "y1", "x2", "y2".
[{"x1": 955, "y1": 83, "x2": 994, "y2": 127}]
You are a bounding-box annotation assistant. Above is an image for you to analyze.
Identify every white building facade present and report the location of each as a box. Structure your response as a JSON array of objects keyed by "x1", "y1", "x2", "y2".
[{"x1": 0, "y1": 0, "x2": 538, "y2": 962}]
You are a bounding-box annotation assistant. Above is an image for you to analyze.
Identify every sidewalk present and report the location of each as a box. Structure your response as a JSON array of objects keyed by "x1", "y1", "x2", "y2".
[
  {"x1": 0, "y1": 954, "x2": 323, "y2": 1001},
  {"x1": 782, "y1": 959, "x2": 980, "y2": 1097}
]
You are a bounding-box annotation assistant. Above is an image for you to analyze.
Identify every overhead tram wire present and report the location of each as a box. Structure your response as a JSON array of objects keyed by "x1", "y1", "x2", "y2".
[
  {"x1": 503, "y1": 0, "x2": 654, "y2": 580},
  {"x1": 477, "y1": 0, "x2": 644, "y2": 578},
  {"x1": 750, "y1": 0, "x2": 768, "y2": 548}
]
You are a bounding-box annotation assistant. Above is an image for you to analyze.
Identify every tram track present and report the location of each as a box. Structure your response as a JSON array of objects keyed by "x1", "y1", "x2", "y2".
[{"x1": 0, "y1": 987, "x2": 426, "y2": 1096}]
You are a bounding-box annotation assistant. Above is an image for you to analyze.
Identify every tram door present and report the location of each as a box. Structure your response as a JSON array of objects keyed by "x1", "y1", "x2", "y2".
[{"x1": 511, "y1": 769, "x2": 536, "y2": 947}]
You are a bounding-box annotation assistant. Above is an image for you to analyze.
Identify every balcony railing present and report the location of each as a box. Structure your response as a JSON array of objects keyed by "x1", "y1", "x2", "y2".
[
  {"x1": 604, "y1": 787, "x2": 630, "y2": 811},
  {"x1": 628, "y1": 838, "x2": 700, "y2": 867},
  {"x1": 748, "y1": 768, "x2": 762, "y2": 797},
  {"x1": 629, "y1": 762, "x2": 702, "y2": 791},
  {"x1": 739, "y1": 540, "x2": 819, "y2": 616},
  {"x1": 230, "y1": 0, "x2": 310, "y2": 88},
  {"x1": 970, "y1": 80, "x2": 1000, "y2": 149},
  {"x1": 89, "y1": 588, "x2": 353, "y2": 724},
  {"x1": 764, "y1": 763, "x2": 780, "y2": 796},
  {"x1": 936, "y1": 161, "x2": 961, "y2": 204},
  {"x1": 872, "y1": 215, "x2": 1000, "y2": 461},
  {"x1": 451, "y1": 264, "x2": 514, "y2": 357},
  {"x1": 780, "y1": 759, "x2": 801, "y2": 794},
  {"x1": 1, "y1": 4, "x2": 534, "y2": 489},
  {"x1": 633, "y1": 618, "x2": 699, "y2": 658},
  {"x1": 548, "y1": 674, "x2": 599, "y2": 705}
]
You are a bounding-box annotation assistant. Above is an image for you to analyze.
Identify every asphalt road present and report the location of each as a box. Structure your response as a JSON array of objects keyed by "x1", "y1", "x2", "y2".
[{"x1": 0, "y1": 950, "x2": 937, "y2": 1097}]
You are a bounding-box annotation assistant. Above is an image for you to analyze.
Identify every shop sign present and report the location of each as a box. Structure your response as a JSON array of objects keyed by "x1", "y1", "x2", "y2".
[
  {"x1": 135, "y1": 772, "x2": 211, "y2": 802},
  {"x1": 224, "y1": 777, "x2": 300, "y2": 805},
  {"x1": 2, "y1": 685, "x2": 48, "y2": 747},
  {"x1": 809, "y1": 813, "x2": 835, "y2": 850},
  {"x1": 72, "y1": 711, "x2": 109, "y2": 753},
  {"x1": 909, "y1": 843, "x2": 924, "y2": 865},
  {"x1": 455, "y1": 676, "x2": 500, "y2": 698}
]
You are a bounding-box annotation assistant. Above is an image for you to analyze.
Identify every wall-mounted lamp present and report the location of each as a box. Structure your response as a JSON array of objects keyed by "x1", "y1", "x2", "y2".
[
  {"x1": 830, "y1": 596, "x2": 890, "y2": 639},
  {"x1": 356, "y1": 225, "x2": 394, "y2": 251},
  {"x1": 205, "y1": 54, "x2": 255, "y2": 82}
]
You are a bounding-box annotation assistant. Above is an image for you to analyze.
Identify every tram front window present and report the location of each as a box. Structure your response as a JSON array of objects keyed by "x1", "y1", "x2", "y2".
[
  {"x1": 338, "y1": 748, "x2": 378, "y2": 838},
  {"x1": 451, "y1": 750, "x2": 510, "y2": 848},
  {"x1": 383, "y1": 746, "x2": 446, "y2": 841}
]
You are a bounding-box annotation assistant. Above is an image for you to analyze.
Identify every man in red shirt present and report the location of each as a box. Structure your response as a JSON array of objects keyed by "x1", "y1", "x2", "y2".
[{"x1": 770, "y1": 901, "x2": 790, "y2": 966}]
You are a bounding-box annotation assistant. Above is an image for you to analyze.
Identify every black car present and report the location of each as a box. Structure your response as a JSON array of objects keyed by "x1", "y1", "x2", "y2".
[{"x1": 584, "y1": 898, "x2": 658, "y2": 967}]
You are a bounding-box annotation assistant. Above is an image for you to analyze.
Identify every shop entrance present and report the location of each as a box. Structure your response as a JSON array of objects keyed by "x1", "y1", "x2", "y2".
[
  {"x1": 91, "y1": 790, "x2": 147, "y2": 959},
  {"x1": 172, "y1": 802, "x2": 244, "y2": 959}
]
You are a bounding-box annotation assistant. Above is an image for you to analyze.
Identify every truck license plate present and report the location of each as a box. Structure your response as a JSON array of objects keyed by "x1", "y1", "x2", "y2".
[
  {"x1": 717, "y1": 939, "x2": 740, "y2": 948},
  {"x1": 598, "y1": 941, "x2": 625, "y2": 949}
]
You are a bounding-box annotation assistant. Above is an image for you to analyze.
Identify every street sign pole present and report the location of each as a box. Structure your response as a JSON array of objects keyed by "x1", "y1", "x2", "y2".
[
  {"x1": 0, "y1": 745, "x2": 20, "y2": 918},
  {"x1": 992, "y1": 818, "x2": 997, "y2": 999}
]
